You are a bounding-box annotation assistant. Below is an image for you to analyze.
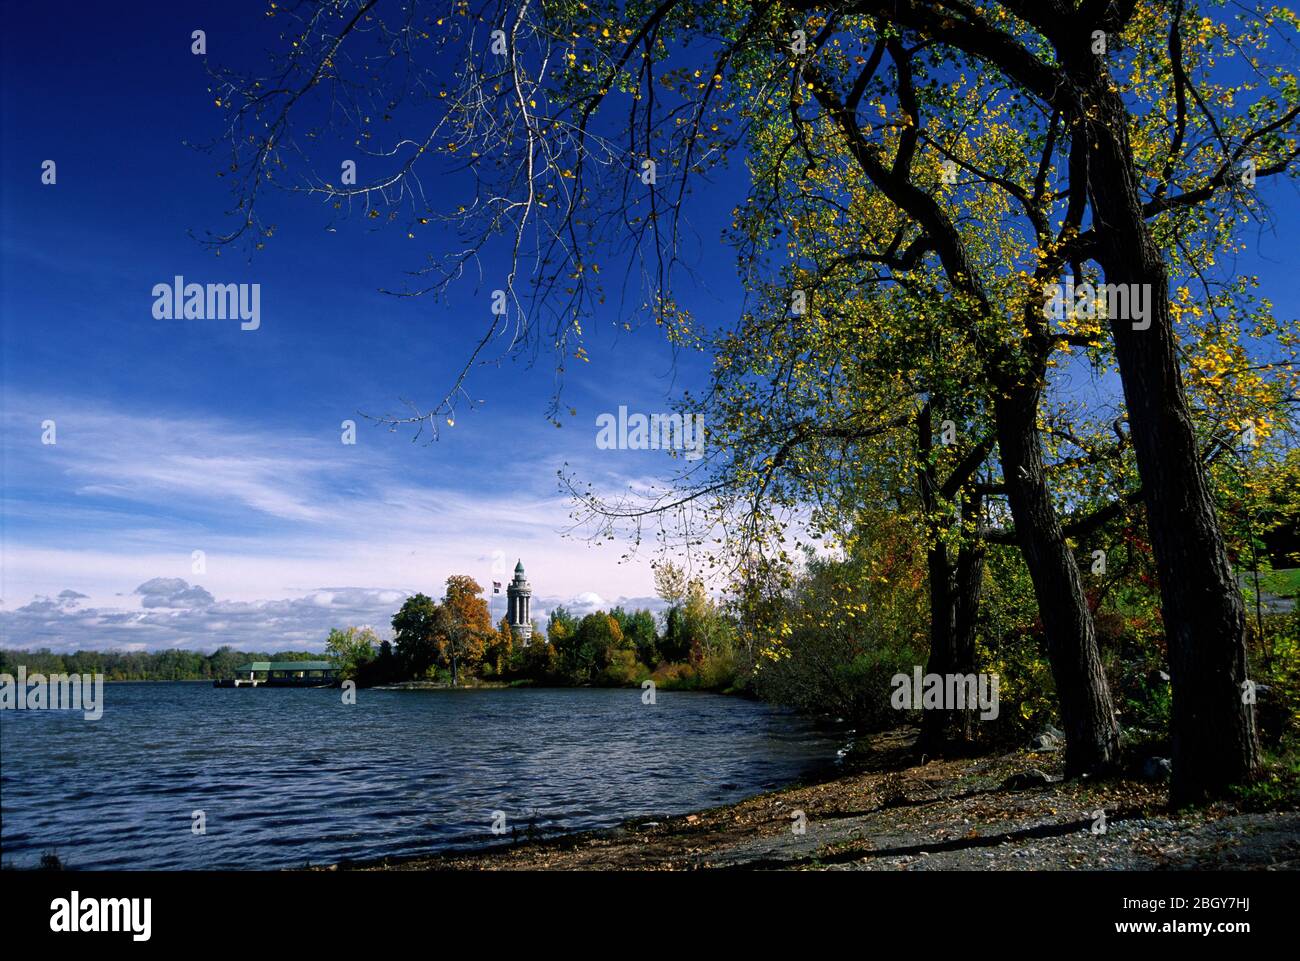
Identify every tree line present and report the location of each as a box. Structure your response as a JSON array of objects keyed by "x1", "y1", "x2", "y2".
[
  {"x1": 0, "y1": 648, "x2": 323, "y2": 682},
  {"x1": 327, "y1": 568, "x2": 742, "y2": 690}
]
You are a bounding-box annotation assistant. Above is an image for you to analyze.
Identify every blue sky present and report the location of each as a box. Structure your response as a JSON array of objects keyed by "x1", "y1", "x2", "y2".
[
  {"x1": 0, "y1": 1, "x2": 746, "y2": 652},
  {"x1": 2, "y1": 2, "x2": 1297, "y2": 653}
]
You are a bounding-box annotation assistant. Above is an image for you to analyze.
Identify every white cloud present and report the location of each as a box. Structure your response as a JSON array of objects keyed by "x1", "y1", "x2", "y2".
[
  {"x1": 134, "y1": 577, "x2": 215, "y2": 609},
  {"x1": 1, "y1": 396, "x2": 674, "y2": 649},
  {"x1": 0, "y1": 578, "x2": 671, "y2": 653},
  {"x1": 0, "y1": 579, "x2": 404, "y2": 652}
]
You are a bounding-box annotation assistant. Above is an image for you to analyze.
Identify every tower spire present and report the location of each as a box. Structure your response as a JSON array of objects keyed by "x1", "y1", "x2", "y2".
[{"x1": 506, "y1": 558, "x2": 533, "y2": 645}]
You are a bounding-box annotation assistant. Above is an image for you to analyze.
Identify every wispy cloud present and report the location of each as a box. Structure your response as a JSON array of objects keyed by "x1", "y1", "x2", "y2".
[{"x1": 1, "y1": 395, "x2": 670, "y2": 649}]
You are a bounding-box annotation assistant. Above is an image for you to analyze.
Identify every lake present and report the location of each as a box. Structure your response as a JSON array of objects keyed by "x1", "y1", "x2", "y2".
[{"x1": 0, "y1": 683, "x2": 843, "y2": 869}]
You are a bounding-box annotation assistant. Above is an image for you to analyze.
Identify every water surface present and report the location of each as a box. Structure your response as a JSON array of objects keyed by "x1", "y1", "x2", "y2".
[{"x1": 0, "y1": 683, "x2": 840, "y2": 869}]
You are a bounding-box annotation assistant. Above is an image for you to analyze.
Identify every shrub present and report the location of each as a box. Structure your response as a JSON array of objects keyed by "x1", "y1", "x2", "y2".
[
  {"x1": 652, "y1": 662, "x2": 698, "y2": 690},
  {"x1": 598, "y1": 649, "x2": 649, "y2": 686}
]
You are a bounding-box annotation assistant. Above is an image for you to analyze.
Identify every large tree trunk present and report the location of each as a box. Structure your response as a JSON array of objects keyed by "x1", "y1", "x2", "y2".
[
  {"x1": 917, "y1": 528, "x2": 987, "y2": 752},
  {"x1": 916, "y1": 402, "x2": 953, "y2": 754},
  {"x1": 918, "y1": 544, "x2": 957, "y2": 754},
  {"x1": 952, "y1": 491, "x2": 986, "y2": 742},
  {"x1": 995, "y1": 385, "x2": 1120, "y2": 776},
  {"x1": 1080, "y1": 81, "x2": 1260, "y2": 803},
  {"x1": 916, "y1": 412, "x2": 988, "y2": 755}
]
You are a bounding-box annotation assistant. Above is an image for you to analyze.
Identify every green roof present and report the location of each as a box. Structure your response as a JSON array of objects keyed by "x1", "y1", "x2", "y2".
[{"x1": 234, "y1": 661, "x2": 337, "y2": 672}]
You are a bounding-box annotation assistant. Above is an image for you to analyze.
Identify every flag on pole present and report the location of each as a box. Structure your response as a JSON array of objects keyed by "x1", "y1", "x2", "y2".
[{"x1": 492, "y1": 581, "x2": 502, "y2": 594}]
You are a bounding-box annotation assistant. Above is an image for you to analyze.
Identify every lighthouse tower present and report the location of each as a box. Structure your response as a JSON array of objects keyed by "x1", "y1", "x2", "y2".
[{"x1": 506, "y1": 559, "x2": 533, "y2": 645}]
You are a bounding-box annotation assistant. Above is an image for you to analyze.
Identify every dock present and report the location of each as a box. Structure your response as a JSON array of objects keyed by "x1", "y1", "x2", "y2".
[{"x1": 213, "y1": 660, "x2": 340, "y2": 688}]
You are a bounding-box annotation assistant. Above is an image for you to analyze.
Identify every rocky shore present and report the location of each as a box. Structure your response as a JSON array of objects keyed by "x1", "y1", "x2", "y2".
[{"x1": 315, "y1": 728, "x2": 1300, "y2": 871}]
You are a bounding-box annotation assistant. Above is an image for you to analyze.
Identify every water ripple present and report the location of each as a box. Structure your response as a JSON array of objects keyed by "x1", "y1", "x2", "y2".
[{"x1": 1, "y1": 683, "x2": 840, "y2": 869}]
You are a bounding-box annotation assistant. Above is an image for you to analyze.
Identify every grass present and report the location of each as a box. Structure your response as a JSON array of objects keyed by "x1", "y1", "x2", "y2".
[
  {"x1": 1229, "y1": 740, "x2": 1300, "y2": 810},
  {"x1": 1260, "y1": 568, "x2": 1300, "y2": 597}
]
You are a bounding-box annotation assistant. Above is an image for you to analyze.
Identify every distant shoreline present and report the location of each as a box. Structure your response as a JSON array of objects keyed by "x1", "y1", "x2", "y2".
[
  {"x1": 6, "y1": 677, "x2": 748, "y2": 698},
  {"x1": 371, "y1": 680, "x2": 513, "y2": 691},
  {"x1": 98, "y1": 677, "x2": 747, "y2": 695}
]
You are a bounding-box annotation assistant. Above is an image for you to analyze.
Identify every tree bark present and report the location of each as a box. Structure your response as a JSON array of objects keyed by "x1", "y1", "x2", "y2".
[
  {"x1": 916, "y1": 403, "x2": 952, "y2": 754},
  {"x1": 916, "y1": 412, "x2": 988, "y2": 755},
  {"x1": 1078, "y1": 78, "x2": 1260, "y2": 802},
  {"x1": 995, "y1": 384, "x2": 1120, "y2": 776},
  {"x1": 918, "y1": 544, "x2": 958, "y2": 754},
  {"x1": 953, "y1": 491, "x2": 986, "y2": 742}
]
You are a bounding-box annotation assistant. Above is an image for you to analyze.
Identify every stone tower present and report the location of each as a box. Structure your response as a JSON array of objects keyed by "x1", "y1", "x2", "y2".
[{"x1": 506, "y1": 559, "x2": 533, "y2": 645}]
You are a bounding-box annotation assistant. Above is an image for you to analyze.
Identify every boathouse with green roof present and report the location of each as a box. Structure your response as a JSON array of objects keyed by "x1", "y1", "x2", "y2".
[{"x1": 215, "y1": 660, "x2": 340, "y2": 688}]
